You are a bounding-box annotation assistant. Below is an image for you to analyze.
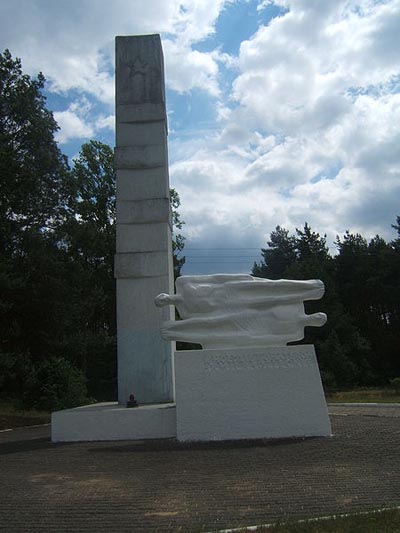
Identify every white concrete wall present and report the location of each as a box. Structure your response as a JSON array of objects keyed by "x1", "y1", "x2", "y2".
[
  {"x1": 174, "y1": 345, "x2": 332, "y2": 441},
  {"x1": 115, "y1": 35, "x2": 174, "y2": 405}
]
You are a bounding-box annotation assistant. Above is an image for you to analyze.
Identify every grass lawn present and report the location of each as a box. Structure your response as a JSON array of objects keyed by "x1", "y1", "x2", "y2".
[
  {"x1": 326, "y1": 388, "x2": 400, "y2": 404},
  {"x1": 248, "y1": 508, "x2": 400, "y2": 532},
  {"x1": 0, "y1": 400, "x2": 50, "y2": 430}
]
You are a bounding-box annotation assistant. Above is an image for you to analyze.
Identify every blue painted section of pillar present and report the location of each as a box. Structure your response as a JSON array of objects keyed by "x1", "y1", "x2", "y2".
[{"x1": 115, "y1": 35, "x2": 174, "y2": 405}]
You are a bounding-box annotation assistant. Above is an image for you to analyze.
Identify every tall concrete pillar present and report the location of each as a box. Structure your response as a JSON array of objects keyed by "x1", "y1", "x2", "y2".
[{"x1": 115, "y1": 35, "x2": 174, "y2": 405}]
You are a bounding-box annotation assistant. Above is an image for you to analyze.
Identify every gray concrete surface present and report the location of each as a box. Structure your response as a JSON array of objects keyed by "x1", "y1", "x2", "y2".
[{"x1": 1, "y1": 405, "x2": 399, "y2": 532}]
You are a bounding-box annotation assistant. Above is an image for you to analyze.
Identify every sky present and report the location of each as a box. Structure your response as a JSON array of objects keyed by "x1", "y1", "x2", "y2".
[{"x1": 1, "y1": 0, "x2": 399, "y2": 275}]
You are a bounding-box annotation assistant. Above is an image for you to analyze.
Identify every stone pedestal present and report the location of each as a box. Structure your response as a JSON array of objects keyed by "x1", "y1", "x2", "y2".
[
  {"x1": 115, "y1": 35, "x2": 174, "y2": 405},
  {"x1": 174, "y1": 345, "x2": 331, "y2": 441},
  {"x1": 52, "y1": 402, "x2": 176, "y2": 442}
]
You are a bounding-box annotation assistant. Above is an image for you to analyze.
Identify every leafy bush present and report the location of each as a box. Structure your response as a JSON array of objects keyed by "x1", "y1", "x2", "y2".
[
  {"x1": 23, "y1": 358, "x2": 90, "y2": 411},
  {"x1": 316, "y1": 330, "x2": 360, "y2": 389},
  {"x1": 0, "y1": 351, "x2": 34, "y2": 400},
  {"x1": 390, "y1": 377, "x2": 400, "y2": 393}
]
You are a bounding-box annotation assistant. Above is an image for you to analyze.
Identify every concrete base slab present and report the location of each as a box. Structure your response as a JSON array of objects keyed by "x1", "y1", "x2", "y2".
[
  {"x1": 51, "y1": 402, "x2": 176, "y2": 442},
  {"x1": 174, "y1": 345, "x2": 332, "y2": 441}
]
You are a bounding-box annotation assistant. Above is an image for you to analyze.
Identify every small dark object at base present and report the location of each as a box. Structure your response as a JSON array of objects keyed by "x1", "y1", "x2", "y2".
[{"x1": 127, "y1": 393, "x2": 138, "y2": 408}]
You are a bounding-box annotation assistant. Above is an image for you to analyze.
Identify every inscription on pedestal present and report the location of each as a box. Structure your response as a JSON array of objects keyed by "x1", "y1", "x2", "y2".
[
  {"x1": 203, "y1": 350, "x2": 314, "y2": 372},
  {"x1": 174, "y1": 346, "x2": 331, "y2": 441}
]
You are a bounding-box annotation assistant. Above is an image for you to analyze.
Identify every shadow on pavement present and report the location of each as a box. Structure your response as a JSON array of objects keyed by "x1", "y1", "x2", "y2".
[
  {"x1": 87, "y1": 435, "x2": 323, "y2": 454},
  {"x1": 0, "y1": 437, "x2": 56, "y2": 455}
]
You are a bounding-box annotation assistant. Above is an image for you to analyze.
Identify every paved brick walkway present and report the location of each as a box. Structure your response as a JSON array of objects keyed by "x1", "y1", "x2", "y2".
[{"x1": 1, "y1": 405, "x2": 399, "y2": 532}]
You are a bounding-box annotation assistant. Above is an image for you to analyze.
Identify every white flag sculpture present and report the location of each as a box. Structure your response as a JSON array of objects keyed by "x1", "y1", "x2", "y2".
[{"x1": 155, "y1": 274, "x2": 327, "y2": 348}]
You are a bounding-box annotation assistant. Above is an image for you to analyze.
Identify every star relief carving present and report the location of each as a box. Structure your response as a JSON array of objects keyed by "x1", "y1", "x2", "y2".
[{"x1": 126, "y1": 56, "x2": 150, "y2": 78}]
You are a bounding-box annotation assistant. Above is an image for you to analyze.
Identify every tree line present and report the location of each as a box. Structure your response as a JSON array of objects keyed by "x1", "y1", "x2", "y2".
[{"x1": 253, "y1": 222, "x2": 400, "y2": 388}]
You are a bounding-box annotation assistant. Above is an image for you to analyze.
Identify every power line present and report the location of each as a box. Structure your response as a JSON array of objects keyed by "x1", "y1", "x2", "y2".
[
  {"x1": 184, "y1": 254, "x2": 260, "y2": 259},
  {"x1": 185, "y1": 248, "x2": 261, "y2": 250},
  {"x1": 186, "y1": 261, "x2": 259, "y2": 264},
  {"x1": 185, "y1": 261, "x2": 256, "y2": 265}
]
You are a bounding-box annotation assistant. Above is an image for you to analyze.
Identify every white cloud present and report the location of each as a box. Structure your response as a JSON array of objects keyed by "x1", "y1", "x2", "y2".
[
  {"x1": 2, "y1": 0, "x2": 399, "y2": 266},
  {"x1": 170, "y1": 0, "x2": 400, "y2": 262},
  {"x1": 171, "y1": 0, "x2": 230, "y2": 45},
  {"x1": 0, "y1": 1, "x2": 232, "y2": 143},
  {"x1": 0, "y1": 0, "x2": 231, "y2": 142},
  {"x1": 0, "y1": 0, "x2": 229, "y2": 104},
  {"x1": 163, "y1": 0, "x2": 398, "y2": 273},
  {"x1": 232, "y1": 0, "x2": 400, "y2": 135},
  {"x1": 95, "y1": 115, "x2": 115, "y2": 132},
  {"x1": 54, "y1": 110, "x2": 93, "y2": 144},
  {"x1": 54, "y1": 99, "x2": 114, "y2": 144},
  {"x1": 163, "y1": 40, "x2": 220, "y2": 96},
  {"x1": 54, "y1": 101, "x2": 94, "y2": 144}
]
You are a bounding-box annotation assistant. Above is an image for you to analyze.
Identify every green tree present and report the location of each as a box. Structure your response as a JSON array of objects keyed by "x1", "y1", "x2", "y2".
[
  {"x1": 61, "y1": 141, "x2": 117, "y2": 400},
  {"x1": 0, "y1": 50, "x2": 74, "y2": 400},
  {"x1": 24, "y1": 357, "x2": 89, "y2": 411},
  {"x1": 252, "y1": 222, "x2": 331, "y2": 280},
  {"x1": 253, "y1": 223, "x2": 377, "y2": 389},
  {"x1": 391, "y1": 216, "x2": 400, "y2": 249},
  {"x1": 295, "y1": 223, "x2": 330, "y2": 266},
  {"x1": 0, "y1": 49, "x2": 69, "y2": 248},
  {"x1": 63, "y1": 140, "x2": 116, "y2": 338},
  {"x1": 170, "y1": 187, "x2": 186, "y2": 278},
  {"x1": 335, "y1": 227, "x2": 400, "y2": 382},
  {"x1": 252, "y1": 225, "x2": 297, "y2": 278}
]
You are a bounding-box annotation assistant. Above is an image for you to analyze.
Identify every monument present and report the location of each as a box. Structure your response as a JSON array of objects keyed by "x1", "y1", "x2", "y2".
[
  {"x1": 114, "y1": 34, "x2": 174, "y2": 405},
  {"x1": 51, "y1": 34, "x2": 331, "y2": 442},
  {"x1": 155, "y1": 275, "x2": 331, "y2": 441},
  {"x1": 52, "y1": 35, "x2": 176, "y2": 441}
]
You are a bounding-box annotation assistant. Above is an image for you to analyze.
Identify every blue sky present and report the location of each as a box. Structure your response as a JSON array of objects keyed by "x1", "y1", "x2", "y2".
[{"x1": 1, "y1": 0, "x2": 399, "y2": 275}]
